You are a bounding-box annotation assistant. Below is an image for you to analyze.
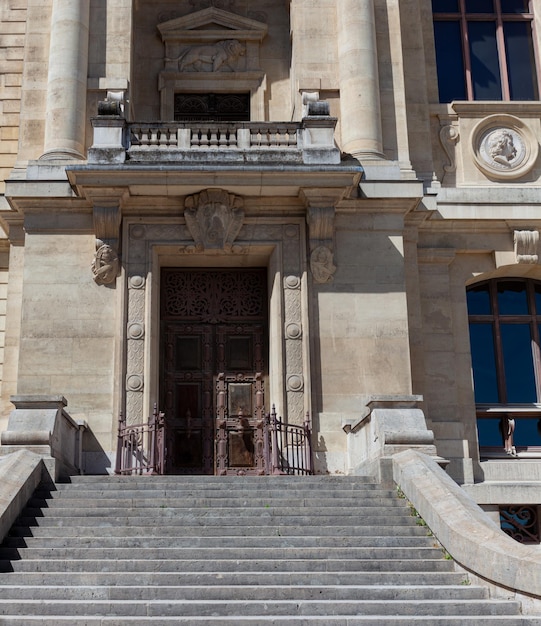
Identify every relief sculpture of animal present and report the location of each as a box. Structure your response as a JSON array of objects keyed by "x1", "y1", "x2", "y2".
[{"x1": 177, "y1": 39, "x2": 245, "y2": 72}]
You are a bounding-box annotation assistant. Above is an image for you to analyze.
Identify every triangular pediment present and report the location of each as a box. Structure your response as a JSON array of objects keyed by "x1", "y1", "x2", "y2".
[{"x1": 158, "y1": 7, "x2": 267, "y2": 42}]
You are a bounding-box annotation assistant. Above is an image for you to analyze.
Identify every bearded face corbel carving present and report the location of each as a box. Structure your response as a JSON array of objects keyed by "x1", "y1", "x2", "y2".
[
  {"x1": 184, "y1": 188, "x2": 244, "y2": 252},
  {"x1": 92, "y1": 240, "x2": 120, "y2": 285}
]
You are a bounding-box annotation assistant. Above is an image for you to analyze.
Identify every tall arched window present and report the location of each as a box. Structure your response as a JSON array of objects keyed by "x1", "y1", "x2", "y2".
[{"x1": 467, "y1": 278, "x2": 541, "y2": 457}]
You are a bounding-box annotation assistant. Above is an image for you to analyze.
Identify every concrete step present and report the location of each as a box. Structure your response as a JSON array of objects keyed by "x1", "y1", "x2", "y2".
[
  {"x1": 7, "y1": 524, "x2": 430, "y2": 538},
  {"x1": 0, "y1": 584, "x2": 489, "y2": 601},
  {"x1": 0, "y1": 598, "x2": 524, "y2": 617},
  {"x1": 0, "y1": 617, "x2": 537, "y2": 625},
  {"x1": 27, "y1": 495, "x2": 403, "y2": 508},
  {"x1": 19, "y1": 504, "x2": 412, "y2": 518},
  {"x1": 3, "y1": 557, "x2": 455, "y2": 574},
  {"x1": 3, "y1": 546, "x2": 446, "y2": 561},
  {"x1": 3, "y1": 534, "x2": 435, "y2": 549},
  {"x1": 65, "y1": 475, "x2": 378, "y2": 485},
  {"x1": 0, "y1": 571, "x2": 471, "y2": 587}
]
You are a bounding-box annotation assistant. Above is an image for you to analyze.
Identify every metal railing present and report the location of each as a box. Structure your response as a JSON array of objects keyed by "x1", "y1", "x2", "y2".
[
  {"x1": 115, "y1": 403, "x2": 313, "y2": 476},
  {"x1": 267, "y1": 406, "x2": 314, "y2": 476},
  {"x1": 115, "y1": 404, "x2": 165, "y2": 475}
]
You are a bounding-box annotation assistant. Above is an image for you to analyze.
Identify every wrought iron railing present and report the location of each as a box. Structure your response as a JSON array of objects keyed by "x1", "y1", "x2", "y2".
[
  {"x1": 115, "y1": 404, "x2": 165, "y2": 475},
  {"x1": 500, "y1": 505, "x2": 540, "y2": 544},
  {"x1": 115, "y1": 405, "x2": 313, "y2": 476},
  {"x1": 267, "y1": 405, "x2": 314, "y2": 476}
]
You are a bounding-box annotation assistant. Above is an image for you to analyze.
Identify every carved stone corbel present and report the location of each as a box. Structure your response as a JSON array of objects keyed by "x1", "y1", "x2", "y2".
[
  {"x1": 439, "y1": 124, "x2": 460, "y2": 177},
  {"x1": 306, "y1": 206, "x2": 336, "y2": 284},
  {"x1": 91, "y1": 205, "x2": 122, "y2": 285},
  {"x1": 184, "y1": 188, "x2": 244, "y2": 252},
  {"x1": 514, "y1": 230, "x2": 539, "y2": 264}
]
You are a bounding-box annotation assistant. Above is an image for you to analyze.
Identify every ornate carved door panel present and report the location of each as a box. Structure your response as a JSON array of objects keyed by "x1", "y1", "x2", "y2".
[{"x1": 160, "y1": 268, "x2": 267, "y2": 475}]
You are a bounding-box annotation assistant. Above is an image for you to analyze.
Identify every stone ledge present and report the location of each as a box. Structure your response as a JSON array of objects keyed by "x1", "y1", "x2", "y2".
[{"x1": 393, "y1": 448, "x2": 541, "y2": 600}]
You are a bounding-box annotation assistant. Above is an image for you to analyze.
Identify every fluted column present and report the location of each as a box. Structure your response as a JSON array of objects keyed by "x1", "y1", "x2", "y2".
[
  {"x1": 337, "y1": 0, "x2": 384, "y2": 159},
  {"x1": 41, "y1": 0, "x2": 90, "y2": 160}
]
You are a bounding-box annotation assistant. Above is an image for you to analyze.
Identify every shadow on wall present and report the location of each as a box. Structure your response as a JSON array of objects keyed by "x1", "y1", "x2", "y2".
[{"x1": 82, "y1": 427, "x2": 111, "y2": 475}]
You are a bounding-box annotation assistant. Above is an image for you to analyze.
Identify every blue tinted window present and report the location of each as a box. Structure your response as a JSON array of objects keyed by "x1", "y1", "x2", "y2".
[
  {"x1": 504, "y1": 22, "x2": 538, "y2": 100},
  {"x1": 433, "y1": 0, "x2": 459, "y2": 10},
  {"x1": 434, "y1": 21, "x2": 467, "y2": 102},
  {"x1": 501, "y1": 0, "x2": 530, "y2": 13},
  {"x1": 469, "y1": 21, "x2": 502, "y2": 99},
  {"x1": 466, "y1": 0, "x2": 494, "y2": 11},
  {"x1": 467, "y1": 283, "x2": 491, "y2": 315},
  {"x1": 477, "y1": 417, "x2": 503, "y2": 446},
  {"x1": 469, "y1": 323, "x2": 499, "y2": 403},
  {"x1": 513, "y1": 418, "x2": 541, "y2": 446},
  {"x1": 501, "y1": 323, "x2": 536, "y2": 403},
  {"x1": 497, "y1": 281, "x2": 528, "y2": 315}
]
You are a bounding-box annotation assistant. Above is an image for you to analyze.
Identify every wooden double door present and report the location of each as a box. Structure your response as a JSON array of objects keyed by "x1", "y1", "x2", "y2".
[{"x1": 160, "y1": 268, "x2": 268, "y2": 474}]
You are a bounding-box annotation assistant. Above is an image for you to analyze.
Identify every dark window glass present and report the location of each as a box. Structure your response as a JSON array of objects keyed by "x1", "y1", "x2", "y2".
[
  {"x1": 513, "y1": 418, "x2": 541, "y2": 446},
  {"x1": 477, "y1": 417, "x2": 504, "y2": 446},
  {"x1": 433, "y1": 0, "x2": 459, "y2": 10},
  {"x1": 465, "y1": 0, "x2": 494, "y2": 12},
  {"x1": 175, "y1": 336, "x2": 202, "y2": 370},
  {"x1": 501, "y1": 0, "x2": 531, "y2": 13},
  {"x1": 535, "y1": 286, "x2": 541, "y2": 314},
  {"x1": 504, "y1": 22, "x2": 538, "y2": 100},
  {"x1": 469, "y1": 323, "x2": 499, "y2": 403},
  {"x1": 497, "y1": 281, "x2": 528, "y2": 315},
  {"x1": 467, "y1": 283, "x2": 492, "y2": 315},
  {"x1": 434, "y1": 21, "x2": 467, "y2": 102},
  {"x1": 501, "y1": 323, "x2": 537, "y2": 402},
  {"x1": 469, "y1": 21, "x2": 502, "y2": 99}
]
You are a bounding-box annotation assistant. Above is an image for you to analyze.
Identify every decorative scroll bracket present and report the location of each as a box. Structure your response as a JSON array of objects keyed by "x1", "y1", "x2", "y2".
[
  {"x1": 514, "y1": 230, "x2": 539, "y2": 265},
  {"x1": 184, "y1": 188, "x2": 245, "y2": 252}
]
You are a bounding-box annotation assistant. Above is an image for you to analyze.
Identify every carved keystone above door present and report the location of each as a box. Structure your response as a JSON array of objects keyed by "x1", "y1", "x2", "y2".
[{"x1": 184, "y1": 188, "x2": 244, "y2": 252}]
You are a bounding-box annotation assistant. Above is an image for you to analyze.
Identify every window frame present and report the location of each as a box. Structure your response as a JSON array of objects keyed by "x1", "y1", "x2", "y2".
[
  {"x1": 433, "y1": 0, "x2": 541, "y2": 101},
  {"x1": 468, "y1": 278, "x2": 541, "y2": 457}
]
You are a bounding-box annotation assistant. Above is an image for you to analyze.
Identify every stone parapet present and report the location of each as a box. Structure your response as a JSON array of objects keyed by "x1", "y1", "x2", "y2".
[
  {"x1": 0, "y1": 395, "x2": 86, "y2": 480},
  {"x1": 394, "y1": 449, "x2": 541, "y2": 603},
  {"x1": 344, "y1": 395, "x2": 446, "y2": 482},
  {"x1": 89, "y1": 117, "x2": 340, "y2": 166}
]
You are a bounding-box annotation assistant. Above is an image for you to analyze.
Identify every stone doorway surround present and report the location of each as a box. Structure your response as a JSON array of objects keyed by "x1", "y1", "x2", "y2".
[{"x1": 122, "y1": 205, "x2": 309, "y2": 433}]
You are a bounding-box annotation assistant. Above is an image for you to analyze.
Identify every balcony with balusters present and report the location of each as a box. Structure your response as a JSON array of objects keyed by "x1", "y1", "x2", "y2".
[{"x1": 88, "y1": 98, "x2": 341, "y2": 167}]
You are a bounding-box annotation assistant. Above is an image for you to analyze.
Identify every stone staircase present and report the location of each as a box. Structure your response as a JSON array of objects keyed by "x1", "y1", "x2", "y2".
[{"x1": 0, "y1": 474, "x2": 537, "y2": 625}]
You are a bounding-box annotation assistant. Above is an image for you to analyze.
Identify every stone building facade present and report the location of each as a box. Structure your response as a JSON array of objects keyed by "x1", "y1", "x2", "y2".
[{"x1": 0, "y1": 0, "x2": 540, "y2": 524}]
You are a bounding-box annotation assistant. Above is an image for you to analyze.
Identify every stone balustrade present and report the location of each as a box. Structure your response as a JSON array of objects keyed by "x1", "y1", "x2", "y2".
[{"x1": 89, "y1": 110, "x2": 340, "y2": 166}]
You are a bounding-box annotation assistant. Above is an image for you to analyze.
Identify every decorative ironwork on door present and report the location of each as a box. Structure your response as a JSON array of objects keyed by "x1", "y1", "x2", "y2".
[{"x1": 160, "y1": 268, "x2": 267, "y2": 474}]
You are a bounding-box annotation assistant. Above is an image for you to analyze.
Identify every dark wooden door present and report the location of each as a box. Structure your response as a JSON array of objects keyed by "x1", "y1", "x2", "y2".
[{"x1": 160, "y1": 269, "x2": 267, "y2": 474}]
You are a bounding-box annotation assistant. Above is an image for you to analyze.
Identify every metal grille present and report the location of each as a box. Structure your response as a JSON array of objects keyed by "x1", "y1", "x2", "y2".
[{"x1": 500, "y1": 505, "x2": 540, "y2": 544}]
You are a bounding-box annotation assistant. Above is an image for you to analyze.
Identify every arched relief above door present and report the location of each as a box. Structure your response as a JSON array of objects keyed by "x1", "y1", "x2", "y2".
[{"x1": 157, "y1": 7, "x2": 268, "y2": 120}]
